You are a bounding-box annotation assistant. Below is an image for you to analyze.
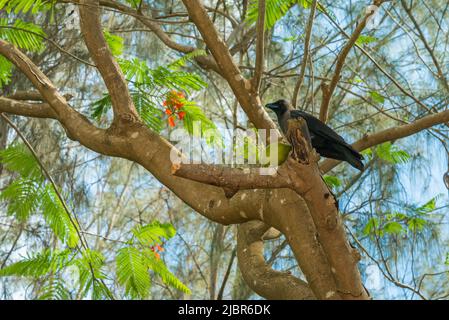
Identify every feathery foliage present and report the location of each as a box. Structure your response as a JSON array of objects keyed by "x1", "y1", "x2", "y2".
[
  {"x1": 375, "y1": 142, "x2": 411, "y2": 164},
  {"x1": 0, "y1": 144, "x2": 80, "y2": 246},
  {"x1": 0, "y1": 55, "x2": 12, "y2": 87},
  {"x1": 93, "y1": 35, "x2": 216, "y2": 142},
  {"x1": 0, "y1": 0, "x2": 54, "y2": 14},
  {"x1": 0, "y1": 18, "x2": 46, "y2": 52},
  {"x1": 0, "y1": 143, "x2": 189, "y2": 299},
  {"x1": 0, "y1": 18, "x2": 46, "y2": 88},
  {"x1": 115, "y1": 221, "x2": 190, "y2": 299},
  {"x1": 246, "y1": 0, "x2": 331, "y2": 29},
  {"x1": 362, "y1": 196, "x2": 440, "y2": 238}
]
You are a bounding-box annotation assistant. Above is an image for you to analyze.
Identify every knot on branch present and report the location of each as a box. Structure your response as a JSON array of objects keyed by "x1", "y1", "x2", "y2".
[
  {"x1": 286, "y1": 118, "x2": 319, "y2": 164},
  {"x1": 320, "y1": 82, "x2": 330, "y2": 97},
  {"x1": 108, "y1": 112, "x2": 144, "y2": 135},
  {"x1": 117, "y1": 112, "x2": 141, "y2": 126},
  {"x1": 351, "y1": 248, "x2": 362, "y2": 262}
]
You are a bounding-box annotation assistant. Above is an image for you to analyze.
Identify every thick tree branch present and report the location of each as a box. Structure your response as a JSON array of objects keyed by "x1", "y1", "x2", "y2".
[
  {"x1": 0, "y1": 97, "x2": 57, "y2": 119},
  {"x1": 237, "y1": 221, "x2": 315, "y2": 300},
  {"x1": 181, "y1": 0, "x2": 277, "y2": 132},
  {"x1": 78, "y1": 0, "x2": 139, "y2": 121},
  {"x1": 6, "y1": 91, "x2": 44, "y2": 101},
  {"x1": 173, "y1": 118, "x2": 368, "y2": 299},
  {"x1": 172, "y1": 163, "x2": 289, "y2": 191},
  {"x1": 0, "y1": 39, "x2": 124, "y2": 156}
]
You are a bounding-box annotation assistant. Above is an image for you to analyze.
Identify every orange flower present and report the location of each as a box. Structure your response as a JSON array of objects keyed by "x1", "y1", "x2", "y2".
[
  {"x1": 155, "y1": 244, "x2": 164, "y2": 252},
  {"x1": 177, "y1": 111, "x2": 186, "y2": 120},
  {"x1": 165, "y1": 108, "x2": 172, "y2": 115},
  {"x1": 155, "y1": 252, "x2": 160, "y2": 260},
  {"x1": 177, "y1": 91, "x2": 185, "y2": 99},
  {"x1": 168, "y1": 116, "x2": 176, "y2": 127}
]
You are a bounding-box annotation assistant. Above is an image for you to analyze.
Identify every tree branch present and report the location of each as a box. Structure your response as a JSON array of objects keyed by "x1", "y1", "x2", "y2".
[
  {"x1": 292, "y1": 0, "x2": 317, "y2": 107},
  {"x1": 320, "y1": 109, "x2": 449, "y2": 173},
  {"x1": 0, "y1": 39, "x2": 124, "y2": 157},
  {"x1": 252, "y1": 0, "x2": 265, "y2": 92},
  {"x1": 0, "y1": 97, "x2": 57, "y2": 119},
  {"x1": 319, "y1": 2, "x2": 380, "y2": 123},
  {"x1": 237, "y1": 221, "x2": 315, "y2": 300},
  {"x1": 181, "y1": 0, "x2": 277, "y2": 132},
  {"x1": 78, "y1": 0, "x2": 139, "y2": 121}
]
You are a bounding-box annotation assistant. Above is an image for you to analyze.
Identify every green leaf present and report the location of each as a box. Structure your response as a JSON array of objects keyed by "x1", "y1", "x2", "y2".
[
  {"x1": 132, "y1": 221, "x2": 176, "y2": 247},
  {"x1": 182, "y1": 103, "x2": 222, "y2": 146},
  {"x1": 384, "y1": 221, "x2": 403, "y2": 235},
  {"x1": 0, "y1": 143, "x2": 42, "y2": 179},
  {"x1": 323, "y1": 175, "x2": 342, "y2": 188},
  {"x1": 41, "y1": 185, "x2": 80, "y2": 248},
  {"x1": 0, "y1": 55, "x2": 13, "y2": 88},
  {"x1": 104, "y1": 30, "x2": 124, "y2": 57},
  {"x1": 376, "y1": 142, "x2": 410, "y2": 164},
  {"x1": 124, "y1": 0, "x2": 141, "y2": 9},
  {"x1": 0, "y1": 18, "x2": 46, "y2": 52},
  {"x1": 407, "y1": 217, "x2": 427, "y2": 232},
  {"x1": 168, "y1": 49, "x2": 207, "y2": 70},
  {"x1": 0, "y1": 178, "x2": 42, "y2": 221},
  {"x1": 369, "y1": 91, "x2": 385, "y2": 104},
  {"x1": 416, "y1": 197, "x2": 437, "y2": 215},
  {"x1": 0, "y1": 249, "x2": 72, "y2": 278},
  {"x1": 361, "y1": 147, "x2": 373, "y2": 159},
  {"x1": 116, "y1": 247, "x2": 151, "y2": 299},
  {"x1": 246, "y1": 0, "x2": 294, "y2": 29},
  {"x1": 75, "y1": 249, "x2": 111, "y2": 299},
  {"x1": 363, "y1": 217, "x2": 380, "y2": 236},
  {"x1": 38, "y1": 278, "x2": 71, "y2": 300},
  {"x1": 145, "y1": 250, "x2": 191, "y2": 294},
  {"x1": 356, "y1": 35, "x2": 377, "y2": 46},
  {"x1": 264, "y1": 142, "x2": 292, "y2": 166},
  {"x1": 246, "y1": 0, "x2": 333, "y2": 29}
]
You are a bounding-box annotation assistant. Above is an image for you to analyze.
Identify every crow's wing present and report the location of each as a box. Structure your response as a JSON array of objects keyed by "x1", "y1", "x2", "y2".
[{"x1": 290, "y1": 110, "x2": 349, "y2": 146}]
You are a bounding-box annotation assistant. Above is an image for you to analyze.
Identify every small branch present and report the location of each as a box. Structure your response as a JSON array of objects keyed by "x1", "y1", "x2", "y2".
[
  {"x1": 252, "y1": 0, "x2": 266, "y2": 92},
  {"x1": 319, "y1": 3, "x2": 379, "y2": 123},
  {"x1": 292, "y1": 0, "x2": 317, "y2": 107},
  {"x1": 216, "y1": 248, "x2": 236, "y2": 300}
]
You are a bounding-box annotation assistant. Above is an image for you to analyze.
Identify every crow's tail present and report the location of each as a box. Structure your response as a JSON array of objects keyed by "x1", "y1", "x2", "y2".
[{"x1": 343, "y1": 146, "x2": 364, "y2": 171}]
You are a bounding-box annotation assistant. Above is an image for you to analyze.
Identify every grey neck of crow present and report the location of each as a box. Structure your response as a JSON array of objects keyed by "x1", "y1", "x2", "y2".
[{"x1": 265, "y1": 100, "x2": 294, "y2": 135}]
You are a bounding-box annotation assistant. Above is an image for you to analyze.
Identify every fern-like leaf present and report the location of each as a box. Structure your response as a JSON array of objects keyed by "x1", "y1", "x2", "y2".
[
  {"x1": 0, "y1": 249, "x2": 72, "y2": 277},
  {"x1": 145, "y1": 250, "x2": 191, "y2": 294},
  {"x1": 116, "y1": 246, "x2": 151, "y2": 299},
  {"x1": 0, "y1": 0, "x2": 53, "y2": 14},
  {"x1": 38, "y1": 278, "x2": 71, "y2": 300},
  {"x1": 41, "y1": 185, "x2": 80, "y2": 248},
  {"x1": 0, "y1": 18, "x2": 46, "y2": 52},
  {"x1": 132, "y1": 221, "x2": 176, "y2": 247}
]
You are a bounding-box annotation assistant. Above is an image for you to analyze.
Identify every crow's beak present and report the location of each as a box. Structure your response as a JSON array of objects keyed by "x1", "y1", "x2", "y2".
[{"x1": 265, "y1": 103, "x2": 277, "y2": 111}]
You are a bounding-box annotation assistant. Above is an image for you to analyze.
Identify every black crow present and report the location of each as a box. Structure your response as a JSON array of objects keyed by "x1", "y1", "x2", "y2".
[{"x1": 265, "y1": 99, "x2": 364, "y2": 171}]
